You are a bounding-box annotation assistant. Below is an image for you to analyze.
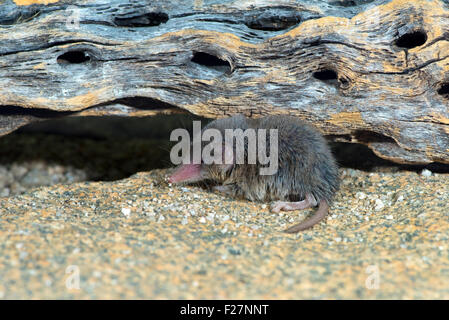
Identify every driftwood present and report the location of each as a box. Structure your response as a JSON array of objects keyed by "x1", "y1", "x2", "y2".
[{"x1": 0, "y1": 0, "x2": 448, "y2": 164}]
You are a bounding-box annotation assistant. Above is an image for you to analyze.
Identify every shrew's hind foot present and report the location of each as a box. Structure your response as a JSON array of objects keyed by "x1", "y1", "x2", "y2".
[
  {"x1": 213, "y1": 185, "x2": 236, "y2": 197},
  {"x1": 270, "y1": 193, "x2": 317, "y2": 213}
]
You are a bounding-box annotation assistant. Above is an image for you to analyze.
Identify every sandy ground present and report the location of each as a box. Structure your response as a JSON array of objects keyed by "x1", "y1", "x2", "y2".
[{"x1": 0, "y1": 167, "x2": 447, "y2": 299}]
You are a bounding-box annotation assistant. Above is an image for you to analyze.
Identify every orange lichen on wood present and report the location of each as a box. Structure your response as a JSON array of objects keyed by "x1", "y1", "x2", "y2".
[
  {"x1": 154, "y1": 29, "x2": 256, "y2": 51},
  {"x1": 32, "y1": 62, "x2": 46, "y2": 70},
  {"x1": 13, "y1": 0, "x2": 59, "y2": 5},
  {"x1": 327, "y1": 112, "x2": 365, "y2": 127},
  {"x1": 64, "y1": 87, "x2": 111, "y2": 110}
]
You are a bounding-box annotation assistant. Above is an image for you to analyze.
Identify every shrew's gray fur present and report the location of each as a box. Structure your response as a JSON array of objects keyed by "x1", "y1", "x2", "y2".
[{"x1": 170, "y1": 114, "x2": 340, "y2": 233}]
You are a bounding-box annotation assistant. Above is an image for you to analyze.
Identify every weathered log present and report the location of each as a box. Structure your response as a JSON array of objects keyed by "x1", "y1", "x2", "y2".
[{"x1": 0, "y1": 0, "x2": 448, "y2": 164}]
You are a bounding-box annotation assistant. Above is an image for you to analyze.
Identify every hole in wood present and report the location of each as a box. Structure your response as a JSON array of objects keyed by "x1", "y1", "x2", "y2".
[
  {"x1": 313, "y1": 69, "x2": 338, "y2": 81},
  {"x1": 57, "y1": 51, "x2": 90, "y2": 64},
  {"x1": 395, "y1": 30, "x2": 427, "y2": 49},
  {"x1": 438, "y1": 83, "x2": 449, "y2": 97},
  {"x1": 114, "y1": 12, "x2": 168, "y2": 27},
  {"x1": 338, "y1": 77, "x2": 350, "y2": 88},
  {"x1": 244, "y1": 12, "x2": 301, "y2": 31},
  {"x1": 191, "y1": 52, "x2": 231, "y2": 73},
  {"x1": 330, "y1": 0, "x2": 374, "y2": 7}
]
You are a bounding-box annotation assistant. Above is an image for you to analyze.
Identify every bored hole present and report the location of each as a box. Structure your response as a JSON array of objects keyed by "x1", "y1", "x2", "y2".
[
  {"x1": 437, "y1": 83, "x2": 449, "y2": 97},
  {"x1": 191, "y1": 52, "x2": 231, "y2": 73},
  {"x1": 330, "y1": 0, "x2": 357, "y2": 6},
  {"x1": 114, "y1": 12, "x2": 169, "y2": 27},
  {"x1": 395, "y1": 30, "x2": 427, "y2": 49},
  {"x1": 245, "y1": 13, "x2": 301, "y2": 31},
  {"x1": 57, "y1": 51, "x2": 90, "y2": 64},
  {"x1": 313, "y1": 69, "x2": 338, "y2": 81},
  {"x1": 330, "y1": 0, "x2": 375, "y2": 7},
  {"x1": 339, "y1": 77, "x2": 350, "y2": 88}
]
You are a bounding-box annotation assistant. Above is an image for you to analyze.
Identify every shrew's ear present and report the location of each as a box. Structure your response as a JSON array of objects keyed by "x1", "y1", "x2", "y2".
[{"x1": 220, "y1": 142, "x2": 234, "y2": 172}]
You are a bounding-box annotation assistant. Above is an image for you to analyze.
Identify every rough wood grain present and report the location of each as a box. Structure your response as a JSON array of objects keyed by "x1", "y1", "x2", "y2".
[{"x1": 0, "y1": 0, "x2": 448, "y2": 164}]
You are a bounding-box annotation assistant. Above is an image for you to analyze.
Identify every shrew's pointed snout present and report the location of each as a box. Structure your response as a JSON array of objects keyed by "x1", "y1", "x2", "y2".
[{"x1": 168, "y1": 163, "x2": 203, "y2": 184}]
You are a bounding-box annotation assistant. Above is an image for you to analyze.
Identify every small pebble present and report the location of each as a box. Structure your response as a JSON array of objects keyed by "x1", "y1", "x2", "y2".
[
  {"x1": 145, "y1": 210, "x2": 156, "y2": 217},
  {"x1": 121, "y1": 208, "x2": 131, "y2": 218},
  {"x1": 356, "y1": 192, "x2": 367, "y2": 200},
  {"x1": 374, "y1": 199, "x2": 385, "y2": 211}
]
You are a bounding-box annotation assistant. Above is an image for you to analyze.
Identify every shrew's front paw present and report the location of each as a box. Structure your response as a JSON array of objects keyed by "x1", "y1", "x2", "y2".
[{"x1": 212, "y1": 185, "x2": 235, "y2": 197}]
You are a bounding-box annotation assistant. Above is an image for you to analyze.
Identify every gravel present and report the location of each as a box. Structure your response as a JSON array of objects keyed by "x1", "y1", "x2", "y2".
[{"x1": 0, "y1": 161, "x2": 88, "y2": 197}]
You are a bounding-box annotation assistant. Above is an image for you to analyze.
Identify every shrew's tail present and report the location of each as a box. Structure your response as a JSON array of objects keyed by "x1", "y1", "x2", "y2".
[{"x1": 283, "y1": 199, "x2": 329, "y2": 233}]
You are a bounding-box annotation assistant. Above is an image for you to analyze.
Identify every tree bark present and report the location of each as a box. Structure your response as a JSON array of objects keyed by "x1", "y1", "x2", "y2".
[{"x1": 0, "y1": 0, "x2": 448, "y2": 164}]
